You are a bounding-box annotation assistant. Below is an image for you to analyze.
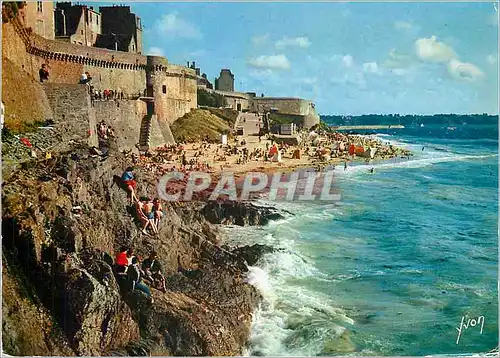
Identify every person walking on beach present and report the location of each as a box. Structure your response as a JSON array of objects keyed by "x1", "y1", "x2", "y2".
[{"x1": 344, "y1": 161, "x2": 348, "y2": 171}]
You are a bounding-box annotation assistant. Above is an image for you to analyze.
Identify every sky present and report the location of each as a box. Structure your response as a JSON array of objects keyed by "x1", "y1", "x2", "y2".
[{"x1": 104, "y1": 1, "x2": 497, "y2": 115}]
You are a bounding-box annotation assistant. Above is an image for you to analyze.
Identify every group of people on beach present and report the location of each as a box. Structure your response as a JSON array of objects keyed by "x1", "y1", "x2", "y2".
[
  {"x1": 121, "y1": 167, "x2": 164, "y2": 235},
  {"x1": 113, "y1": 247, "x2": 167, "y2": 303}
]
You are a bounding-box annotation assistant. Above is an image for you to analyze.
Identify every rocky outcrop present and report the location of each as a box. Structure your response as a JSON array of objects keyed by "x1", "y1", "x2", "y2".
[
  {"x1": 56, "y1": 252, "x2": 140, "y2": 356},
  {"x1": 1, "y1": 146, "x2": 262, "y2": 356},
  {"x1": 202, "y1": 201, "x2": 286, "y2": 226},
  {"x1": 229, "y1": 244, "x2": 279, "y2": 266}
]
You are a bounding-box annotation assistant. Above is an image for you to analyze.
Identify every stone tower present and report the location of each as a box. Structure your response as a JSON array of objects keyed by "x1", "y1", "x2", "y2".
[{"x1": 145, "y1": 55, "x2": 175, "y2": 144}]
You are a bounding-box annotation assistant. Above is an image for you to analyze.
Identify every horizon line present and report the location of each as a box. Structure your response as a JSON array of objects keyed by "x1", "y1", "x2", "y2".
[{"x1": 319, "y1": 113, "x2": 500, "y2": 117}]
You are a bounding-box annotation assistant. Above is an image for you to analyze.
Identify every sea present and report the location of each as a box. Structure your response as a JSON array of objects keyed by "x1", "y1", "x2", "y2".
[{"x1": 224, "y1": 115, "x2": 499, "y2": 356}]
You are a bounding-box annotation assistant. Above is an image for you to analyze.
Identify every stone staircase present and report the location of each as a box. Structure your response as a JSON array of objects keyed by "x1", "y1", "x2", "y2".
[{"x1": 139, "y1": 114, "x2": 153, "y2": 150}]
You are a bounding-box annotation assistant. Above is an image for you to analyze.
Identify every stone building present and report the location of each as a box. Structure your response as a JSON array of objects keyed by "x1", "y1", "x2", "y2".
[
  {"x1": 19, "y1": 1, "x2": 55, "y2": 40},
  {"x1": 54, "y1": 3, "x2": 101, "y2": 46},
  {"x1": 52, "y1": 3, "x2": 142, "y2": 53},
  {"x1": 251, "y1": 97, "x2": 320, "y2": 129},
  {"x1": 214, "y1": 69, "x2": 234, "y2": 92},
  {"x1": 97, "y1": 5, "x2": 143, "y2": 54},
  {"x1": 188, "y1": 61, "x2": 213, "y2": 89},
  {"x1": 3, "y1": 15, "x2": 197, "y2": 151}
]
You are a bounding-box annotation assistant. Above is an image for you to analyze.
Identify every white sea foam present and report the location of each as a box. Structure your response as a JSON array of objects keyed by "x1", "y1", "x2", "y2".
[
  {"x1": 242, "y1": 239, "x2": 354, "y2": 356},
  {"x1": 338, "y1": 153, "x2": 498, "y2": 178}
]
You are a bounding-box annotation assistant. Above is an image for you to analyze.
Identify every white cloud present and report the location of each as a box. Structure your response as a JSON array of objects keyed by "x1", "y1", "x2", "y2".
[
  {"x1": 487, "y1": 54, "x2": 497, "y2": 65},
  {"x1": 302, "y1": 77, "x2": 317, "y2": 85},
  {"x1": 188, "y1": 49, "x2": 207, "y2": 58},
  {"x1": 447, "y1": 59, "x2": 485, "y2": 82},
  {"x1": 249, "y1": 69, "x2": 273, "y2": 79},
  {"x1": 394, "y1": 21, "x2": 413, "y2": 30},
  {"x1": 414, "y1": 36, "x2": 457, "y2": 63},
  {"x1": 392, "y1": 68, "x2": 409, "y2": 76},
  {"x1": 252, "y1": 34, "x2": 269, "y2": 46},
  {"x1": 248, "y1": 54, "x2": 291, "y2": 70},
  {"x1": 362, "y1": 62, "x2": 381, "y2": 74},
  {"x1": 154, "y1": 13, "x2": 202, "y2": 39},
  {"x1": 275, "y1": 36, "x2": 311, "y2": 49},
  {"x1": 148, "y1": 47, "x2": 165, "y2": 57},
  {"x1": 331, "y1": 72, "x2": 367, "y2": 89},
  {"x1": 342, "y1": 54, "x2": 354, "y2": 67},
  {"x1": 384, "y1": 49, "x2": 413, "y2": 69}
]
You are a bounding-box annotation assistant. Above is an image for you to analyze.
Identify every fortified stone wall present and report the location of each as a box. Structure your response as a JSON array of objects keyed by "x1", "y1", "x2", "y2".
[
  {"x1": 251, "y1": 98, "x2": 308, "y2": 115},
  {"x1": 2, "y1": 20, "x2": 197, "y2": 150},
  {"x1": 251, "y1": 98, "x2": 320, "y2": 129},
  {"x1": 43, "y1": 83, "x2": 98, "y2": 149},
  {"x1": 93, "y1": 99, "x2": 165, "y2": 150},
  {"x1": 2, "y1": 21, "x2": 197, "y2": 124},
  {"x1": 94, "y1": 100, "x2": 145, "y2": 151}
]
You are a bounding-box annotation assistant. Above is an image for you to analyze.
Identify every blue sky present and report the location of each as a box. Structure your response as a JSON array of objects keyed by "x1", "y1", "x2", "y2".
[{"x1": 111, "y1": 2, "x2": 497, "y2": 115}]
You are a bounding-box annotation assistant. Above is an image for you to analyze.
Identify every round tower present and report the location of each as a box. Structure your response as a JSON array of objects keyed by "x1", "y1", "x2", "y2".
[{"x1": 146, "y1": 55, "x2": 169, "y2": 119}]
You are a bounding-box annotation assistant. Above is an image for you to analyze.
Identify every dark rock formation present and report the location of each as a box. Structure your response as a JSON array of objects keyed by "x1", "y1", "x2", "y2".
[
  {"x1": 229, "y1": 244, "x2": 279, "y2": 266},
  {"x1": 202, "y1": 201, "x2": 285, "y2": 226},
  {"x1": 1, "y1": 147, "x2": 262, "y2": 356}
]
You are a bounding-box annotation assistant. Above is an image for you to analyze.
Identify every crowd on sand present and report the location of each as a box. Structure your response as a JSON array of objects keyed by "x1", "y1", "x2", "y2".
[{"x1": 120, "y1": 128, "x2": 412, "y2": 185}]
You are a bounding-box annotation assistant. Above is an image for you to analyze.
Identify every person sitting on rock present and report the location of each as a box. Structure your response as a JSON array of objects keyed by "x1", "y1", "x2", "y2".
[
  {"x1": 153, "y1": 198, "x2": 163, "y2": 229},
  {"x1": 142, "y1": 198, "x2": 158, "y2": 234},
  {"x1": 127, "y1": 256, "x2": 153, "y2": 303},
  {"x1": 142, "y1": 251, "x2": 167, "y2": 292},
  {"x1": 121, "y1": 167, "x2": 138, "y2": 202},
  {"x1": 126, "y1": 247, "x2": 136, "y2": 266},
  {"x1": 115, "y1": 246, "x2": 129, "y2": 275},
  {"x1": 136, "y1": 198, "x2": 154, "y2": 235}
]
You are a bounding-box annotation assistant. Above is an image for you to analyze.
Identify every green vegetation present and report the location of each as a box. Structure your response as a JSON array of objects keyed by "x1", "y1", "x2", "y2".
[
  {"x1": 206, "y1": 108, "x2": 239, "y2": 127},
  {"x1": 197, "y1": 88, "x2": 225, "y2": 108},
  {"x1": 269, "y1": 113, "x2": 303, "y2": 126},
  {"x1": 2, "y1": 1, "x2": 25, "y2": 23},
  {"x1": 171, "y1": 109, "x2": 233, "y2": 143}
]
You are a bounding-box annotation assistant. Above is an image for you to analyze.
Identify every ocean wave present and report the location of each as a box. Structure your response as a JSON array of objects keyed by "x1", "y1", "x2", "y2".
[
  {"x1": 244, "y1": 246, "x2": 354, "y2": 356},
  {"x1": 339, "y1": 153, "x2": 498, "y2": 177}
]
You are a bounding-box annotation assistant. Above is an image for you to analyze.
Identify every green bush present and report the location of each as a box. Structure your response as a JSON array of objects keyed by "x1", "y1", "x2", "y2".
[
  {"x1": 2, "y1": 2, "x2": 25, "y2": 23},
  {"x1": 197, "y1": 89, "x2": 225, "y2": 108}
]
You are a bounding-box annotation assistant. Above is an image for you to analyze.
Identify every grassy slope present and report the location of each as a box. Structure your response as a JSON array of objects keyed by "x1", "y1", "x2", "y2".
[{"x1": 171, "y1": 109, "x2": 234, "y2": 143}]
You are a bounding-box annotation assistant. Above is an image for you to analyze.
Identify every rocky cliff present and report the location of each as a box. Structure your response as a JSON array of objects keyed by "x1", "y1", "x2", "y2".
[{"x1": 1, "y1": 144, "x2": 272, "y2": 356}]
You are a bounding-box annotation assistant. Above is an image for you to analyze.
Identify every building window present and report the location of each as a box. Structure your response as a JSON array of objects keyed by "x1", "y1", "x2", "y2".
[
  {"x1": 81, "y1": 30, "x2": 84, "y2": 35},
  {"x1": 162, "y1": 85, "x2": 166, "y2": 94},
  {"x1": 97, "y1": 16, "x2": 99, "y2": 25},
  {"x1": 37, "y1": 1, "x2": 43, "y2": 12},
  {"x1": 90, "y1": 13, "x2": 92, "y2": 23}
]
